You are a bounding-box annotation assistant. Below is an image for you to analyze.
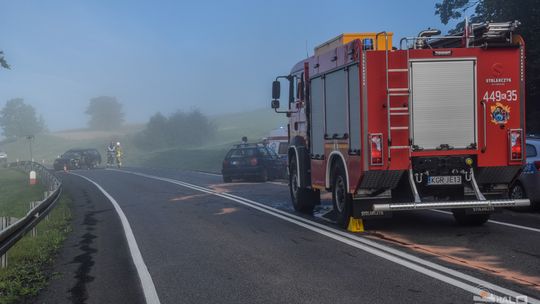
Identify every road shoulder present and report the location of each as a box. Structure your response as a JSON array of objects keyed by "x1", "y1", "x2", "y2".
[{"x1": 35, "y1": 173, "x2": 145, "y2": 304}]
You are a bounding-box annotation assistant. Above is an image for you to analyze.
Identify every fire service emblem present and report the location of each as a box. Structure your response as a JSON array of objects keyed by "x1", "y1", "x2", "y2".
[{"x1": 490, "y1": 102, "x2": 511, "y2": 125}]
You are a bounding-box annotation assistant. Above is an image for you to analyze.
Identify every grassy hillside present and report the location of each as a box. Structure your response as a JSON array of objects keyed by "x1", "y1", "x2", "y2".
[
  {"x1": 133, "y1": 108, "x2": 287, "y2": 172},
  {"x1": 0, "y1": 108, "x2": 286, "y2": 172},
  {"x1": 209, "y1": 108, "x2": 286, "y2": 146}
]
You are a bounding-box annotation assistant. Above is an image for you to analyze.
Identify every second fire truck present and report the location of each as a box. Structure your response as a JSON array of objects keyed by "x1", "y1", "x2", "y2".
[{"x1": 271, "y1": 21, "x2": 530, "y2": 227}]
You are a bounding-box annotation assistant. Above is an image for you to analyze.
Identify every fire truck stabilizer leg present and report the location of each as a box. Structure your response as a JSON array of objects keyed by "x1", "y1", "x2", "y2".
[{"x1": 347, "y1": 217, "x2": 364, "y2": 232}]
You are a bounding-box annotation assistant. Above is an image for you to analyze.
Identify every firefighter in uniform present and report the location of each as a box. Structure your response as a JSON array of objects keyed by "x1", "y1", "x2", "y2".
[
  {"x1": 115, "y1": 142, "x2": 123, "y2": 167},
  {"x1": 106, "y1": 141, "x2": 116, "y2": 167}
]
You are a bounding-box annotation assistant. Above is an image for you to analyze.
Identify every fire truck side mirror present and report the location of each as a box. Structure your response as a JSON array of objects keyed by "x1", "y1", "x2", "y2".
[
  {"x1": 272, "y1": 81, "x2": 281, "y2": 99},
  {"x1": 271, "y1": 99, "x2": 280, "y2": 109}
]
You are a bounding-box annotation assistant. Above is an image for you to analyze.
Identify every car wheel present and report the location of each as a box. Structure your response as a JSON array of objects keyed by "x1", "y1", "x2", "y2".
[
  {"x1": 510, "y1": 182, "x2": 526, "y2": 200},
  {"x1": 223, "y1": 175, "x2": 232, "y2": 183},
  {"x1": 289, "y1": 157, "x2": 314, "y2": 214},
  {"x1": 258, "y1": 169, "x2": 268, "y2": 182},
  {"x1": 452, "y1": 209, "x2": 490, "y2": 226},
  {"x1": 332, "y1": 162, "x2": 352, "y2": 228}
]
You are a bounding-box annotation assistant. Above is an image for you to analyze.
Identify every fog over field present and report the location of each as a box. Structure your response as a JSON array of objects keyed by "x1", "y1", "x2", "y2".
[{"x1": 0, "y1": 1, "x2": 453, "y2": 132}]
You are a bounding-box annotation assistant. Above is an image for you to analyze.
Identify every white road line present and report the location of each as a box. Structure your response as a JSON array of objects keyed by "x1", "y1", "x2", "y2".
[
  {"x1": 191, "y1": 171, "x2": 221, "y2": 177},
  {"x1": 430, "y1": 209, "x2": 540, "y2": 233},
  {"x1": 70, "y1": 172, "x2": 161, "y2": 304},
  {"x1": 112, "y1": 169, "x2": 539, "y2": 303},
  {"x1": 267, "y1": 181, "x2": 288, "y2": 186}
]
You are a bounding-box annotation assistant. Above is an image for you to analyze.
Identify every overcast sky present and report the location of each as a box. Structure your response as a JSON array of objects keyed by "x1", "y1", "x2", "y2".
[{"x1": 0, "y1": 0, "x2": 456, "y2": 131}]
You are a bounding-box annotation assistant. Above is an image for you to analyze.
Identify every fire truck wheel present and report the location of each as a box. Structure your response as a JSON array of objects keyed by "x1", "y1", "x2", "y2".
[
  {"x1": 452, "y1": 210, "x2": 490, "y2": 226},
  {"x1": 332, "y1": 163, "x2": 352, "y2": 228},
  {"x1": 289, "y1": 157, "x2": 314, "y2": 214},
  {"x1": 223, "y1": 175, "x2": 232, "y2": 183}
]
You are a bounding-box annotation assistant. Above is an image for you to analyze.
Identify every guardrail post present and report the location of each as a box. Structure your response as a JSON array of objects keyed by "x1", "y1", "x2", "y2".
[
  {"x1": 29, "y1": 202, "x2": 38, "y2": 237},
  {"x1": 1, "y1": 217, "x2": 7, "y2": 268}
]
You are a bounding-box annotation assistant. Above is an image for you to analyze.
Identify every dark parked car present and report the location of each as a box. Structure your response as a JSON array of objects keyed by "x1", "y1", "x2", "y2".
[
  {"x1": 53, "y1": 148, "x2": 102, "y2": 170},
  {"x1": 222, "y1": 143, "x2": 286, "y2": 182},
  {"x1": 510, "y1": 136, "x2": 540, "y2": 209}
]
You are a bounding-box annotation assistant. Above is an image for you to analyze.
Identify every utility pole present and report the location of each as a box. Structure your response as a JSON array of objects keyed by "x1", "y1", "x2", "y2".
[{"x1": 26, "y1": 135, "x2": 34, "y2": 164}]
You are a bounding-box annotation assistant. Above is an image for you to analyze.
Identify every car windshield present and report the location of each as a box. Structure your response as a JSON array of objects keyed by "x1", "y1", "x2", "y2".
[{"x1": 227, "y1": 148, "x2": 257, "y2": 158}]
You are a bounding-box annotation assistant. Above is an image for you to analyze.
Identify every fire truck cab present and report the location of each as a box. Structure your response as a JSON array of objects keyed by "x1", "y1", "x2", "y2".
[{"x1": 271, "y1": 22, "x2": 530, "y2": 227}]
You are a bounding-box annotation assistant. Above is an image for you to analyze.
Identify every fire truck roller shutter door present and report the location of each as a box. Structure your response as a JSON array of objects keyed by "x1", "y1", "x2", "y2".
[
  {"x1": 410, "y1": 60, "x2": 477, "y2": 150},
  {"x1": 325, "y1": 69, "x2": 348, "y2": 139},
  {"x1": 310, "y1": 77, "x2": 325, "y2": 157},
  {"x1": 348, "y1": 64, "x2": 361, "y2": 152}
]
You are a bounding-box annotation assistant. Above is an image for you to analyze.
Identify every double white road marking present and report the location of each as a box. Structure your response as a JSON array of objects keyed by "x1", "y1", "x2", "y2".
[{"x1": 110, "y1": 169, "x2": 539, "y2": 303}]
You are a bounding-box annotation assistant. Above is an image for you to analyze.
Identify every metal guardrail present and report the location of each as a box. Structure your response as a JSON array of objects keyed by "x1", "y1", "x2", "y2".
[{"x1": 0, "y1": 161, "x2": 62, "y2": 256}]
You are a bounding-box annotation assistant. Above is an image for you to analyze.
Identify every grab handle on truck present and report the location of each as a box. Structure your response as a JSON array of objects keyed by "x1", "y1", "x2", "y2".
[{"x1": 481, "y1": 100, "x2": 487, "y2": 153}]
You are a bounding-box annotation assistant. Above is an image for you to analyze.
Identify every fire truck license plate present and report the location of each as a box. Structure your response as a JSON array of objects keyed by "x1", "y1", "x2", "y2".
[{"x1": 427, "y1": 176, "x2": 462, "y2": 185}]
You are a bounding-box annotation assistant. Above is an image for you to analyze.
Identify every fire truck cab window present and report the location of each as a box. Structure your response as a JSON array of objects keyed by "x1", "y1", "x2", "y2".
[
  {"x1": 289, "y1": 76, "x2": 298, "y2": 104},
  {"x1": 325, "y1": 69, "x2": 347, "y2": 137},
  {"x1": 310, "y1": 77, "x2": 325, "y2": 156},
  {"x1": 348, "y1": 64, "x2": 361, "y2": 152}
]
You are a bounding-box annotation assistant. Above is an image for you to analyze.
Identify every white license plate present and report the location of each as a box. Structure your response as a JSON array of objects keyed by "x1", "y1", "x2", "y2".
[{"x1": 427, "y1": 175, "x2": 462, "y2": 185}]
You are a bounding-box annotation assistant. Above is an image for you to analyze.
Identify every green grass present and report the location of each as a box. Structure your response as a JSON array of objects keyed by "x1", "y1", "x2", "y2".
[
  {"x1": 136, "y1": 146, "x2": 229, "y2": 172},
  {"x1": 0, "y1": 195, "x2": 71, "y2": 304},
  {"x1": 0, "y1": 169, "x2": 46, "y2": 218}
]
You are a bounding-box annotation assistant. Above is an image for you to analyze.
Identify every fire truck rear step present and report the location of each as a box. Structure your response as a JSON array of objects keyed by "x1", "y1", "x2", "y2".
[{"x1": 372, "y1": 199, "x2": 530, "y2": 212}]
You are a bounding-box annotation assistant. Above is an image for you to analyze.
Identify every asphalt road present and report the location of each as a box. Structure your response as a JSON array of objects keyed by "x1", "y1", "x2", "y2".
[{"x1": 36, "y1": 167, "x2": 540, "y2": 304}]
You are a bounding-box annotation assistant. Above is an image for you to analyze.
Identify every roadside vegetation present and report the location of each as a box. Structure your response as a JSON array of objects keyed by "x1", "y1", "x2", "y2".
[
  {"x1": 0, "y1": 169, "x2": 45, "y2": 218},
  {"x1": 0, "y1": 169, "x2": 71, "y2": 304}
]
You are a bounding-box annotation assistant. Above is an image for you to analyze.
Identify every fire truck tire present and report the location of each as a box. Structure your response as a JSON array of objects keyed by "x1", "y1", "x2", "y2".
[
  {"x1": 331, "y1": 162, "x2": 352, "y2": 228},
  {"x1": 289, "y1": 157, "x2": 314, "y2": 214},
  {"x1": 223, "y1": 175, "x2": 232, "y2": 183},
  {"x1": 452, "y1": 210, "x2": 490, "y2": 226}
]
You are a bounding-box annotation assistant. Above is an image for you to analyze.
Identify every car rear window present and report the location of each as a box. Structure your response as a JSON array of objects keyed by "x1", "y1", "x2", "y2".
[
  {"x1": 278, "y1": 142, "x2": 289, "y2": 155},
  {"x1": 526, "y1": 144, "x2": 537, "y2": 158},
  {"x1": 62, "y1": 152, "x2": 81, "y2": 158},
  {"x1": 227, "y1": 148, "x2": 257, "y2": 158}
]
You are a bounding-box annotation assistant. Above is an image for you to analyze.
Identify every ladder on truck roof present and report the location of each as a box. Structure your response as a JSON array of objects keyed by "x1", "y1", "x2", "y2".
[{"x1": 376, "y1": 31, "x2": 411, "y2": 162}]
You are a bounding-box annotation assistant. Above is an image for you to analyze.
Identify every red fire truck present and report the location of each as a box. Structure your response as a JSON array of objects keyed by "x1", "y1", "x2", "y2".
[{"x1": 271, "y1": 21, "x2": 530, "y2": 227}]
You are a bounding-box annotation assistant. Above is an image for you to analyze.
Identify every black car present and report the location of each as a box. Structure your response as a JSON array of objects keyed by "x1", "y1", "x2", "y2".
[
  {"x1": 222, "y1": 144, "x2": 286, "y2": 182},
  {"x1": 53, "y1": 148, "x2": 102, "y2": 170}
]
